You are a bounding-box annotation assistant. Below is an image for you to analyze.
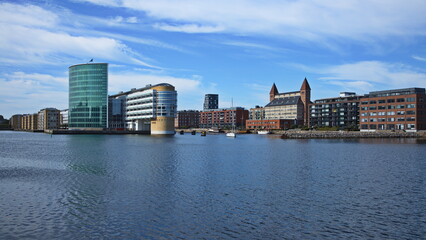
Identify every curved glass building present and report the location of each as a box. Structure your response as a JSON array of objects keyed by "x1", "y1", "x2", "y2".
[{"x1": 69, "y1": 63, "x2": 108, "y2": 130}]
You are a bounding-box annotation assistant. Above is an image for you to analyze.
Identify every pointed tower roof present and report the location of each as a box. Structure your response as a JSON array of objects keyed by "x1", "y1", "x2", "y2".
[
  {"x1": 270, "y1": 83, "x2": 279, "y2": 95},
  {"x1": 300, "y1": 78, "x2": 311, "y2": 90}
]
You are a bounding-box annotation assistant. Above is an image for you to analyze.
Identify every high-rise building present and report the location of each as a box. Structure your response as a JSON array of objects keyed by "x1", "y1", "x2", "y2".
[
  {"x1": 68, "y1": 63, "x2": 108, "y2": 130},
  {"x1": 108, "y1": 83, "x2": 178, "y2": 135},
  {"x1": 203, "y1": 94, "x2": 219, "y2": 111}
]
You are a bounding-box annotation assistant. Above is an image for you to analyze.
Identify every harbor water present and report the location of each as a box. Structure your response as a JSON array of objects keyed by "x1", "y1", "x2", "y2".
[{"x1": 0, "y1": 131, "x2": 425, "y2": 239}]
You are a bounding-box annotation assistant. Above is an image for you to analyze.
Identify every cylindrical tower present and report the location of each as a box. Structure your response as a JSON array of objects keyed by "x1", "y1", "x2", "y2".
[
  {"x1": 150, "y1": 84, "x2": 177, "y2": 135},
  {"x1": 68, "y1": 63, "x2": 108, "y2": 130}
]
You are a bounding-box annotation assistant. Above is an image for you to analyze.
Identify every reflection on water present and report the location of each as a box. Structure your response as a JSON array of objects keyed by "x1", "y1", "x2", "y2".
[{"x1": 0, "y1": 131, "x2": 425, "y2": 239}]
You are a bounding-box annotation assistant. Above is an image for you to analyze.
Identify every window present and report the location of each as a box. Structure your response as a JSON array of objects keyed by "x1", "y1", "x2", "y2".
[
  {"x1": 361, "y1": 112, "x2": 369, "y2": 116},
  {"x1": 378, "y1": 100, "x2": 386, "y2": 104},
  {"x1": 388, "y1": 118, "x2": 395, "y2": 122},
  {"x1": 396, "y1": 105, "x2": 405, "y2": 109},
  {"x1": 361, "y1": 107, "x2": 368, "y2": 111},
  {"x1": 387, "y1": 99, "x2": 395, "y2": 103},
  {"x1": 406, "y1": 104, "x2": 415, "y2": 108},
  {"x1": 378, "y1": 106, "x2": 386, "y2": 110},
  {"x1": 378, "y1": 112, "x2": 386, "y2": 116},
  {"x1": 397, "y1": 117, "x2": 405, "y2": 121},
  {"x1": 361, "y1": 124, "x2": 368, "y2": 129},
  {"x1": 407, "y1": 117, "x2": 415, "y2": 121},
  {"x1": 361, "y1": 101, "x2": 369, "y2": 105},
  {"x1": 370, "y1": 118, "x2": 377, "y2": 122},
  {"x1": 370, "y1": 112, "x2": 377, "y2": 116},
  {"x1": 397, "y1": 111, "x2": 405, "y2": 115},
  {"x1": 369, "y1": 124, "x2": 377, "y2": 129},
  {"x1": 406, "y1": 97, "x2": 415, "y2": 102},
  {"x1": 406, "y1": 110, "x2": 415, "y2": 115},
  {"x1": 397, "y1": 98, "x2": 405, "y2": 102},
  {"x1": 388, "y1": 105, "x2": 395, "y2": 109},
  {"x1": 370, "y1": 100, "x2": 377, "y2": 104},
  {"x1": 369, "y1": 106, "x2": 377, "y2": 110}
]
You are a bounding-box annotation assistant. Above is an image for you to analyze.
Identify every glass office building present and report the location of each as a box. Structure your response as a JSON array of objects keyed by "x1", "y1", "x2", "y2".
[{"x1": 69, "y1": 63, "x2": 108, "y2": 130}]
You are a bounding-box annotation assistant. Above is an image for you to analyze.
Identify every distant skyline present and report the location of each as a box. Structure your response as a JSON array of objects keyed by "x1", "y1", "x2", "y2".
[{"x1": 1, "y1": 0, "x2": 426, "y2": 118}]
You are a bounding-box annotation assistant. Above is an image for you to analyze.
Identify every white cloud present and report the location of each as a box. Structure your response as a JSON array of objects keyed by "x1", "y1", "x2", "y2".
[
  {"x1": 0, "y1": 3, "x2": 58, "y2": 28},
  {"x1": 0, "y1": 3, "x2": 156, "y2": 68},
  {"x1": 317, "y1": 61, "x2": 426, "y2": 92},
  {"x1": 109, "y1": 72, "x2": 201, "y2": 94},
  {"x1": 154, "y1": 23, "x2": 224, "y2": 33},
  {"x1": 412, "y1": 55, "x2": 426, "y2": 61},
  {"x1": 0, "y1": 72, "x2": 68, "y2": 118},
  {"x1": 80, "y1": 0, "x2": 426, "y2": 40}
]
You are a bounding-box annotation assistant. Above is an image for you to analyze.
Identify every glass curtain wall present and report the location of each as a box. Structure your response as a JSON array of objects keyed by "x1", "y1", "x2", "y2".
[{"x1": 69, "y1": 63, "x2": 108, "y2": 129}]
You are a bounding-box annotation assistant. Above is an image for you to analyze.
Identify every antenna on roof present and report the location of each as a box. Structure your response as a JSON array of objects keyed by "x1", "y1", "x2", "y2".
[{"x1": 88, "y1": 58, "x2": 93, "y2": 63}]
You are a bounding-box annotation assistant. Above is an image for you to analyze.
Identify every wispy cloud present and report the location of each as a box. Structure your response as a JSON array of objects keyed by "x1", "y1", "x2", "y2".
[
  {"x1": 0, "y1": 72, "x2": 68, "y2": 117},
  {"x1": 412, "y1": 55, "x2": 426, "y2": 61},
  {"x1": 314, "y1": 61, "x2": 426, "y2": 92},
  {"x1": 0, "y1": 3, "x2": 157, "y2": 68},
  {"x1": 154, "y1": 23, "x2": 224, "y2": 33},
  {"x1": 79, "y1": 0, "x2": 426, "y2": 41}
]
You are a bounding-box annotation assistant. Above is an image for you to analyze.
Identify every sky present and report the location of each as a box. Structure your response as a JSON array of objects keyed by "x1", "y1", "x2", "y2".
[{"x1": 1, "y1": 0, "x2": 426, "y2": 118}]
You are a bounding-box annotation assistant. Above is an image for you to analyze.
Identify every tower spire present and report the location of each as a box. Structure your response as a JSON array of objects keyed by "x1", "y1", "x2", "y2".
[{"x1": 269, "y1": 83, "x2": 279, "y2": 102}]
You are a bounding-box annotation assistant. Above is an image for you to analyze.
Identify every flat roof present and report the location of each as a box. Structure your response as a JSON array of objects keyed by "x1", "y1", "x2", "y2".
[
  {"x1": 69, "y1": 63, "x2": 108, "y2": 68},
  {"x1": 109, "y1": 83, "x2": 175, "y2": 98}
]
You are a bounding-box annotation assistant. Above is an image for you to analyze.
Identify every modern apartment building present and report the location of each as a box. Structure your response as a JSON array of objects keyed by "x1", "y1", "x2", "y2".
[
  {"x1": 68, "y1": 63, "x2": 108, "y2": 130},
  {"x1": 21, "y1": 114, "x2": 38, "y2": 130},
  {"x1": 175, "y1": 110, "x2": 200, "y2": 128},
  {"x1": 108, "y1": 83, "x2": 177, "y2": 135},
  {"x1": 359, "y1": 88, "x2": 426, "y2": 131},
  {"x1": 10, "y1": 114, "x2": 23, "y2": 130},
  {"x1": 60, "y1": 109, "x2": 68, "y2": 129},
  {"x1": 309, "y1": 92, "x2": 361, "y2": 129},
  {"x1": 248, "y1": 106, "x2": 265, "y2": 120},
  {"x1": 203, "y1": 94, "x2": 219, "y2": 111},
  {"x1": 37, "y1": 108, "x2": 60, "y2": 130},
  {"x1": 200, "y1": 107, "x2": 249, "y2": 128}
]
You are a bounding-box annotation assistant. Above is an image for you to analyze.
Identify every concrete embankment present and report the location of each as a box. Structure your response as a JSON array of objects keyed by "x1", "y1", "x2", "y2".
[
  {"x1": 281, "y1": 131, "x2": 423, "y2": 139},
  {"x1": 44, "y1": 129, "x2": 150, "y2": 135}
]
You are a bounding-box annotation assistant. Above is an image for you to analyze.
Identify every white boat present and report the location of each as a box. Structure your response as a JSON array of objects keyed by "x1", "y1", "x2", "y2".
[
  {"x1": 257, "y1": 130, "x2": 270, "y2": 135},
  {"x1": 226, "y1": 98, "x2": 237, "y2": 138},
  {"x1": 226, "y1": 132, "x2": 236, "y2": 138}
]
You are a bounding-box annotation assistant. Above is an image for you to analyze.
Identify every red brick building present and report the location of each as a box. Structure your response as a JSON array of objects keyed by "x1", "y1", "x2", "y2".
[
  {"x1": 200, "y1": 107, "x2": 249, "y2": 128},
  {"x1": 246, "y1": 119, "x2": 296, "y2": 130},
  {"x1": 359, "y1": 88, "x2": 426, "y2": 131},
  {"x1": 175, "y1": 110, "x2": 200, "y2": 128}
]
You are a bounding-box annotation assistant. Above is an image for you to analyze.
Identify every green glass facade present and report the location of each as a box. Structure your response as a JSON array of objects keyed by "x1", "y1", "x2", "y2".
[{"x1": 69, "y1": 63, "x2": 108, "y2": 129}]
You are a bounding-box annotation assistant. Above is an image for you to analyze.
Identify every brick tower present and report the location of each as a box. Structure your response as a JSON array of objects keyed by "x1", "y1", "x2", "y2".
[
  {"x1": 300, "y1": 78, "x2": 311, "y2": 126},
  {"x1": 269, "y1": 83, "x2": 279, "y2": 102}
]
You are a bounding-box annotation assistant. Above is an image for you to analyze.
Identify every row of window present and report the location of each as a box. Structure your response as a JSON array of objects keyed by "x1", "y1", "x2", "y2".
[
  {"x1": 361, "y1": 124, "x2": 416, "y2": 130},
  {"x1": 361, "y1": 104, "x2": 415, "y2": 110},
  {"x1": 361, "y1": 98, "x2": 416, "y2": 104},
  {"x1": 361, "y1": 111, "x2": 416, "y2": 116},
  {"x1": 361, "y1": 117, "x2": 415, "y2": 122}
]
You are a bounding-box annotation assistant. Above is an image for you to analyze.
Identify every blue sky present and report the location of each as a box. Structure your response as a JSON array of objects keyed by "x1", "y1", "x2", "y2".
[{"x1": 1, "y1": 0, "x2": 426, "y2": 118}]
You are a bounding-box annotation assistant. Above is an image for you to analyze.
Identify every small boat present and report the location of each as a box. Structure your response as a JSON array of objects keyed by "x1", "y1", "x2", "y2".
[
  {"x1": 191, "y1": 130, "x2": 196, "y2": 135},
  {"x1": 179, "y1": 130, "x2": 184, "y2": 135},
  {"x1": 226, "y1": 98, "x2": 236, "y2": 138},
  {"x1": 201, "y1": 131, "x2": 206, "y2": 136},
  {"x1": 226, "y1": 132, "x2": 236, "y2": 138},
  {"x1": 208, "y1": 128, "x2": 220, "y2": 133},
  {"x1": 257, "y1": 130, "x2": 271, "y2": 135}
]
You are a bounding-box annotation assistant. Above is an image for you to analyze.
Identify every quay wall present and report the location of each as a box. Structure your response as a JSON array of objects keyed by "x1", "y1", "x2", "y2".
[{"x1": 281, "y1": 131, "x2": 423, "y2": 139}]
